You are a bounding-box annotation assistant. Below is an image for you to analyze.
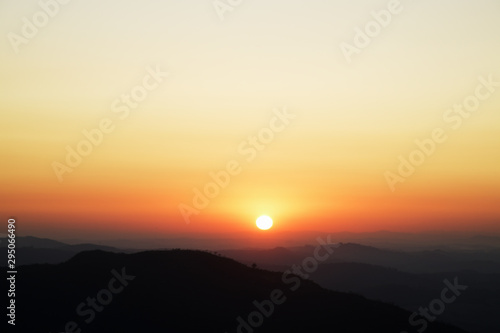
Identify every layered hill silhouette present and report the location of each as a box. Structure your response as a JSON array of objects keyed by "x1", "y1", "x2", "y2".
[
  {"x1": 221, "y1": 245, "x2": 500, "y2": 333},
  {"x1": 310, "y1": 263, "x2": 500, "y2": 333},
  {"x1": 220, "y1": 243, "x2": 500, "y2": 274},
  {"x1": 5, "y1": 237, "x2": 498, "y2": 331},
  {"x1": 12, "y1": 250, "x2": 469, "y2": 333},
  {"x1": 7, "y1": 237, "x2": 500, "y2": 275}
]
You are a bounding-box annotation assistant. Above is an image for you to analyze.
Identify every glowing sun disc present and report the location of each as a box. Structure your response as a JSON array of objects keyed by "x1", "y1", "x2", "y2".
[{"x1": 256, "y1": 215, "x2": 273, "y2": 230}]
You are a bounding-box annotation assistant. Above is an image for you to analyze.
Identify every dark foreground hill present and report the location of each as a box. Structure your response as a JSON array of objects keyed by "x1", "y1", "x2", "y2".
[
  {"x1": 11, "y1": 250, "x2": 468, "y2": 333},
  {"x1": 310, "y1": 263, "x2": 499, "y2": 333}
]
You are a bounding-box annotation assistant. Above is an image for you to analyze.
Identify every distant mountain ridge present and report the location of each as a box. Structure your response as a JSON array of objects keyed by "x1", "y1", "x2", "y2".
[
  {"x1": 220, "y1": 242, "x2": 500, "y2": 274},
  {"x1": 14, "y1": 249, "x2": 468, "y2": 333},
  {"x1": 30, "y1": 230, "x2": 500, "y2": 251},
  {"x1": 0, "y1": 236, "x2": 129, "y2": 266},
  {"x1": 14, "y1": 235, "x2": 67, "y2": 248}
]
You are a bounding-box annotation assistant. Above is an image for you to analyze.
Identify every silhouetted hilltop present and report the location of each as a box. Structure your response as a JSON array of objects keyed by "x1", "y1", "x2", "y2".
[
  {"x1": 220, "y1": 246, "x2": 302, "y2": 266},
  {"x1": 14, "y1": 250, "x2": 468, "y2": 332},
  {"x1": 15, "y1": 235, "x2": 67, "y2": 248},
  {"x1": 0, "y1": 236, "x2": 128, "y2": 266}
]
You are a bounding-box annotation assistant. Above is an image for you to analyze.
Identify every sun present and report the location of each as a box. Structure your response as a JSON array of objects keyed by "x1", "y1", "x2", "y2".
[{"x1": 256, "y1": 215, "x2": 273, "y2": 230}]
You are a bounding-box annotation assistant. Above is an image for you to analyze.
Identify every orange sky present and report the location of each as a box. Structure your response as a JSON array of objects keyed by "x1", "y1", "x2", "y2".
[{"x1": 1, "y1": 0, "x2": 499, "y2": 239}]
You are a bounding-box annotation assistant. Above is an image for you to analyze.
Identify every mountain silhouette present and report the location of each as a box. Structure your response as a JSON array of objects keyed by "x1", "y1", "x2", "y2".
[{"x1": 13, "y1": 249, "x2": 469, "y2": 332}]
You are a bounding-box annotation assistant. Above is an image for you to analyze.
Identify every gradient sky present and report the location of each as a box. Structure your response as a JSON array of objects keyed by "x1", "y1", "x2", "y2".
[{"x1": 1, "y1": 0, "x2": 499, "y2": 239}]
